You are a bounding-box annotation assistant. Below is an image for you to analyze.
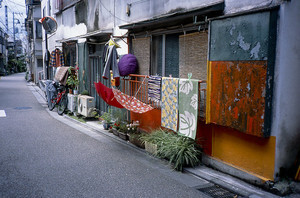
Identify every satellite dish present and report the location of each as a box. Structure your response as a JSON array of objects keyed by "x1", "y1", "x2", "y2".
[{"x1": 39, "y1": 16, "x2": 57, "y2": 34}]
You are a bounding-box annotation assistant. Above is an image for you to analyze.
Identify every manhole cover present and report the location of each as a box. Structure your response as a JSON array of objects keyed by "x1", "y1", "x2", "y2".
[
  {"x1": 198, "y1": 185, "x2": 242, "y2": 198},
  {"x1": 14, "y1": 107, "x2": 32, "y2": 110}
]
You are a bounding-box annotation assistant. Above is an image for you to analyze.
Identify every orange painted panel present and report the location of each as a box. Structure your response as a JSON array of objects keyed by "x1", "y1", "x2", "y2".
[
  {"x1": 212, "y1": 125, "x2": 275, "y2": 180},
  {"x1": 131, "y1": 109, "x2": 161, "y2": 132},
  {"x1": 209, "y1": 61, "x2": 267, "y2": 137}
]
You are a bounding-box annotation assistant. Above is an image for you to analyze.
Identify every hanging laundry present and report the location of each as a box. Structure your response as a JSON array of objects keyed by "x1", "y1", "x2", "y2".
[
  {"x1": 112, "y1": 88, "x2": 153, "y2": 114},
  {"x1": 148, "y1": 75, "x2": 162, "y2": 107},
  {"x1": 178, "y1": 79, "x2": 199, "y2": 139},
  {"x1": 102, "y1": 45, "x2": 120, "y2": 86},
  {"x1": 161, "y1": 77, "x2": 179, "y2": 132},
  {"x1": 94, "y1": 81, "x2": 124, "y2": 109},
  {"x1": 49, "y1": 48, "x2": 64, "y2": 67}
]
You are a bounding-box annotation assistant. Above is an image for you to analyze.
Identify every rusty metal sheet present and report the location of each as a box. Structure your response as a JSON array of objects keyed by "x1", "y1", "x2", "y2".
[{"x1": 209, "y1": 60, "x2": 267, "y2": 137}]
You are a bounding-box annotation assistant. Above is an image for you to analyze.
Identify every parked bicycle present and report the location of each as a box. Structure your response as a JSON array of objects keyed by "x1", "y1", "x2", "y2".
[{"x1": 47, "y1": 81, "x2": 68, "y2": 115}]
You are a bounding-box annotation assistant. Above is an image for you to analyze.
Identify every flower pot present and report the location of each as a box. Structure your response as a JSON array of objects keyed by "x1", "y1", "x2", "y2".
[
  {"x1": 103, "y1": 122, "x2": 111, "y2": 130},
  {"x1": 73, "y1": 89, "x2": 78, "y2": 95},
  {"x1": 69, "y1": 89, "x2": 73, "y2": 94},
  {"x1": 145, "y1": 141, "x2": 157, "y2": 155},
  {"x1": 112, "y1": 128, "x2": 119, "y2": 136},
  {"x1": 118, "y1": 131, "x2": 128, "y2": 141}
]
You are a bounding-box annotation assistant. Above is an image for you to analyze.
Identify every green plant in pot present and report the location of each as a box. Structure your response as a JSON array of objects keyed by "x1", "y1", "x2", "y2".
[
  {"x1": 66, "y1": 66, "x2": 79, "y2": 94},
  {"x1": 100, "y1": 112, "x2": 112, "y2": 130}
]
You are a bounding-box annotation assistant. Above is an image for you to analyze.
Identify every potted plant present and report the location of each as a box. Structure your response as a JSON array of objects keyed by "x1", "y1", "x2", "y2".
[
  {"x1": 112, "y1": 122, "x2": 120, "y2": 136},
  {"x1": 118, "y1": 123, "x2": 128, "y2": 140},
  {"x1": 140, "y1": 128, "x2": 202, "y2": 171},
  {"x1": 66, "y1": 66, "x2": 79, "y2": 94},
  {"x1": 100, "y1": 112, "x2": 112, "y2": 130},
  {"x1": 111, "y1": 109, "x2": 123, "y2": 136}
]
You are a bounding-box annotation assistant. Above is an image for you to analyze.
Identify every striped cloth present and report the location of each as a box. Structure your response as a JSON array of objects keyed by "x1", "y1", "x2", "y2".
[{"x1": 148, "y1": 75, "x2": 162, "y2": 106}]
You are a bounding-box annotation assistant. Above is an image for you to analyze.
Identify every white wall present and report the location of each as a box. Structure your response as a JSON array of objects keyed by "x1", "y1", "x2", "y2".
[
  {"x1": 272, "y1": 0, "x2": 300, "y2": 177},
  {"x1": 224, "y1": 0, "x2": 281, "y2": 14},
  {"x1": 113, "y1": 0, "x2": 222, "y2": 27}
]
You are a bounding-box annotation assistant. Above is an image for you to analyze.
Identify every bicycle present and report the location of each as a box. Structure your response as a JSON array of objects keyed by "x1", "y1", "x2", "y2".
[{"x1": 48, "y1": 82, "x2": 68, "y2": 115}]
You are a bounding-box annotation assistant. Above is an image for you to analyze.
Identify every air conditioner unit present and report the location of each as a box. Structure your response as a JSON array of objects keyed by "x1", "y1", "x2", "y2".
[
  {"x1": 67, "y1": 93, "x2": 78, "y2": 113},
  {"x1": 77, "y1": 95, "x2": 95, "y2": 117}
]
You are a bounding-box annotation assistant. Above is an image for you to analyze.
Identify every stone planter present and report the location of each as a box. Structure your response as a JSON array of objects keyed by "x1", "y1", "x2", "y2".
[
  {"x1": 112, "y1": 128, "x2": 119, "y2": 136},
  {"x1": 118, "y1": 131, "x2": 128, "y2": 141},
  {"x1": 145, "y1": 141, "x2": 157, "y2": 155},
  {"x1": 128, "y1": 133, "x2": 145, "y2": 149}
]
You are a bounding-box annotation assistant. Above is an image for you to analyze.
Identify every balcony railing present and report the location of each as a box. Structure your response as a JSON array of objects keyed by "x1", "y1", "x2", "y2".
[{"x1": 121, "y1": 74, "x2": 206, "y2": 119}]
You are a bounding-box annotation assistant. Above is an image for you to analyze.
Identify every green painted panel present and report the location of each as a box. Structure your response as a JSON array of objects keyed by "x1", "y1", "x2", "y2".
[
  {"x1": 210, "y1": 12, "x2": 270, "y2": 61},
  {"x1": 78, "y1": 42, "x2": 88, "y2": 93}
]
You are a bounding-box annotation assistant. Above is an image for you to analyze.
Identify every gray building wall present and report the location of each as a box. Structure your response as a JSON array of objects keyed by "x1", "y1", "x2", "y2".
[{"x1": 272, "y1": 0, "x2": 300, "y2": 177}]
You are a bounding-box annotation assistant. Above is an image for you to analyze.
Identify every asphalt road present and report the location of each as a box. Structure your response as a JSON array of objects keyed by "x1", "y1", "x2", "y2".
[{"x1": 0, "y1": 73, "x2": 209, "y2": 198}]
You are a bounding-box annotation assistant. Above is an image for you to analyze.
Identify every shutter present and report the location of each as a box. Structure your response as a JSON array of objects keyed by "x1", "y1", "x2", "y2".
[
  {"x1": 132, "y1": 37, "x2": 150, "y2": 75},
  {"x1": 179, "y1": 32, "x2": 208, "y2": 81}
]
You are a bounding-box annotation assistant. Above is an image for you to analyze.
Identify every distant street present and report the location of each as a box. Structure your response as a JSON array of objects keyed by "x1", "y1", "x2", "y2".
[{"x1": 0, "y1": 73, "x2": 209, "y2": 197}]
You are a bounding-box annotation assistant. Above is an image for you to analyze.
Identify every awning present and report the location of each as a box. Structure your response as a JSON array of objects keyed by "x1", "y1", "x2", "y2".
[
  {"x1": 119, "y1": 1, "x2": 224, "y2": 32},
  {"x1": 56, "y1": 29, "x2": 113, "y2": 43},
  {"x1": 79, "y1": 29, "x2": 113, "y2": 38}
]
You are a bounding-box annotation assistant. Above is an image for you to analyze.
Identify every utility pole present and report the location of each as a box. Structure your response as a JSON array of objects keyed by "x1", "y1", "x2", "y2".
[
  {"x1": 5, "y1": 6, "x2": 8, "y2": 32},
  {"x1": 13, "y1": 12, "x2": 15, "y2": 58},
  {"x1": 13, "y1": 12, "x2": 22, "y2": 59}
]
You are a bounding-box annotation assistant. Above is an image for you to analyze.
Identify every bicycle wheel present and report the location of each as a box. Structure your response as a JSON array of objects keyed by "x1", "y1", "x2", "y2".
[
  {"x1": 49, "y1": 94, "x2": 57, "y2": 111},
  {"x1": 57, "y1": 94, "x2": 68, "y2": 115}
]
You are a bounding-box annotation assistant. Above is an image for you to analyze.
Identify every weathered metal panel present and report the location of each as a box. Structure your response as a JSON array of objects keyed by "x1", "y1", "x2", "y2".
[
  {"x1": 207, "y1": 11, "x2": 277, "y2": 137},
  {"x1": 209, "y1": 60, "x2": 267, "y2": 137},
  {"x1": 210, "y1": 12, "x2": 270, "y2": 61}
]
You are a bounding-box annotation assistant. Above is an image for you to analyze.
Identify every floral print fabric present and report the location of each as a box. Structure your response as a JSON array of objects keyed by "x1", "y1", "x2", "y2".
[
  {"x1": 161, "y1": 77, "x2": 179, "y2": 131},
  {"x1": 112, "y1": 88, "x2": 153, "y2": 114},
  {"x1": 178, "y1": 79, "x2": 198, "y2": 139}
]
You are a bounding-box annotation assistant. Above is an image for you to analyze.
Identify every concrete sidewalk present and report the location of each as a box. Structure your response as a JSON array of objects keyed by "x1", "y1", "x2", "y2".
[{"x1": 28, "y1": 82, "x2": 299, "y2": 198}]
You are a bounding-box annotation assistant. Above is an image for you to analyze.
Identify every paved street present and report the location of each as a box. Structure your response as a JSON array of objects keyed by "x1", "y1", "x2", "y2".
[{"x1": 0, "y1": 73, "x2": 209, "y2": 197}]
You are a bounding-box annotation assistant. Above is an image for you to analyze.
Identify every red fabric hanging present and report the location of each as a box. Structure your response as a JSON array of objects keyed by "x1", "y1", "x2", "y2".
[
  {"x1": 112, "y1": 88, "x2": 153, "y2": 114},
  {"x1": 94, "y1": 81, "x2": 124, "y2": 108}
]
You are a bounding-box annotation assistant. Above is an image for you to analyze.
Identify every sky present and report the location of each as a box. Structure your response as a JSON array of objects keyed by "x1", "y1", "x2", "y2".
[{"x1": 0, "y1": 0, "x2": 27, "y2": 42}]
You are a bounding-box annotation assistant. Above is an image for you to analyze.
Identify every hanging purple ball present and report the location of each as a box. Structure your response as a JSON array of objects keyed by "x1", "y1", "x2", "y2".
[{"x1": 118, "y1": 54, "x2": 138, "y2": 76}]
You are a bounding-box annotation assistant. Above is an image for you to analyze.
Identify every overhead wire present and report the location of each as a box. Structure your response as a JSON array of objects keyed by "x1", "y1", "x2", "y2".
[{"x1": 99, "y1": 0, "x2": 129, "y2": 23}]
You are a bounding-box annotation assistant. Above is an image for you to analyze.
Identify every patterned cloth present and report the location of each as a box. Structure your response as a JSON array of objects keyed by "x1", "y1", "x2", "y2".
[
  {"x1": 148, "y1": 75, "x2": 162, "y2": 107},
  {"x1": 161, "y1": 77, "x2": 179, "y2": 131},
  {"x1": 54, "y1": 66, "x2": 69, "y2": 86},
  {"x1": 178, "y1": 79, "x2": 198, "y2": 139},
  {"x1": 49, "y1": 48, "x2": 64, "y2": 67},
  {"x1": 94, "y1": 82, "x2": 124, "y2": 109},
  {"x1": 112, "y1": 88, "x2": 153, "y2": 114}
]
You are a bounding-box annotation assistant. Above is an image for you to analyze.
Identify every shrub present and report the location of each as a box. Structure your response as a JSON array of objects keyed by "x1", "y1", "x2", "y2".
[{"x1": 140, "y1": 128, "x2": 202, "y2": 171}]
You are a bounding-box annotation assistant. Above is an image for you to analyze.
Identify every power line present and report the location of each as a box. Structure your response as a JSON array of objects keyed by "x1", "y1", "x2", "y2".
[
  {"x1": 99, "y1": 0, "x2": 129, "y2": 23},
  {"x1": 5, "y1": 0, "x2": 25, "y2": 8},
  {"x1": 4, "y1": 0, "x2": 25, "y2": 14}
]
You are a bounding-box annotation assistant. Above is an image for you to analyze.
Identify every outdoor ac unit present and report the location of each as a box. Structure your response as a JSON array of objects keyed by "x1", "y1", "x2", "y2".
[
  {"x1": 77, "y1": 95, "x2": 95, "y2": 117},
  {"x1": 67, "y1": 93, "x2": 78, "y2": 113}
]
